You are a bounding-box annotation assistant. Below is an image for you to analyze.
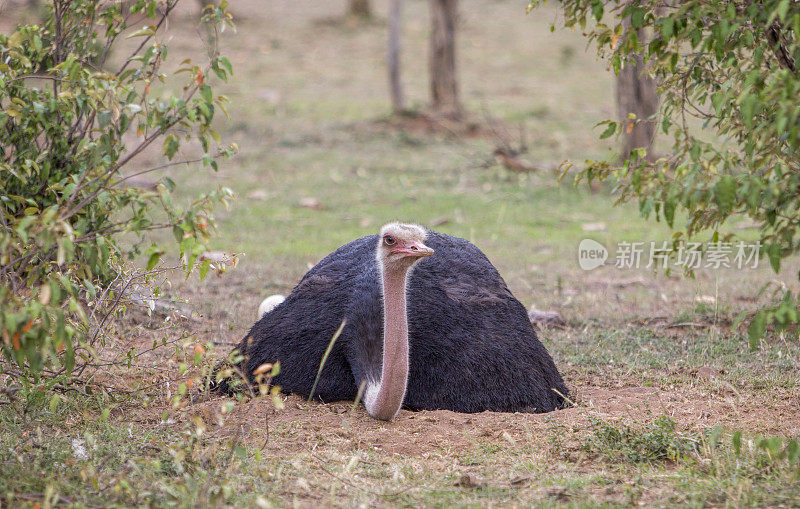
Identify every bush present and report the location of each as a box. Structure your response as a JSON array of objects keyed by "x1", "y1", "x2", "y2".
[
  {"x1": 0, "y1": 0, "x2": 236, "y2": 383},
  {"x1": 528, "y1": 0, "x2": 800, "y2": 346}
]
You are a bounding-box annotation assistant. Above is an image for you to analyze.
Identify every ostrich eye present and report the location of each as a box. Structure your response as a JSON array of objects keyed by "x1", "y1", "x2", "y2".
[{"x1": 384, "y1": 235, "x2": 396, "y2": 246}]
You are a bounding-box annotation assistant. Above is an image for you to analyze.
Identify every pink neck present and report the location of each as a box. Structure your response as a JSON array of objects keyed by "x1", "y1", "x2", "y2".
[{"x1": 368, "y1": 264, "x2": 411, "y2": 420}]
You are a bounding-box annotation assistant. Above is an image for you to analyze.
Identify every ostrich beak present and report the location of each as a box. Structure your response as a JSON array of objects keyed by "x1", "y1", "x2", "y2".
[{"x1": 392, "y1": 241, "x2": 434, "y2": 258}]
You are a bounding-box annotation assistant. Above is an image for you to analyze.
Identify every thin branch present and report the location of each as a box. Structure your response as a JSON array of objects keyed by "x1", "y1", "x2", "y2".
[
  {"x1": 114, "y1": 156, "x2": 206, "y2": 185},
  {"x1": 4, "y1": 74, "x2": 76, "y2": 84},
  {"x1": 116, "y1": 0, "x2": 180, "y2": 76},
  {"x1": 766, "y1": 22, "x2": 797, "y2": 73}
]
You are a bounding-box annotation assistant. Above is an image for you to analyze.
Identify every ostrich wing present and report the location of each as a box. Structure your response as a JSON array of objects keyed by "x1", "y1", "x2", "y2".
[
  {"x1": 400, "y1": 232, "x2": 568, "y2": 413},
  {"x1": 242, "y1": 236, "x2": 381, "y2": 402}
]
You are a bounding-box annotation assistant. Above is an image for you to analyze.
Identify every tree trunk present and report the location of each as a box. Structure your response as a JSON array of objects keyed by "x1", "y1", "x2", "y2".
[
  {"x1": 348, "y1": 0, "x2": 371, "y2": 18},
  {"x1": 616, "y1": 20, "x2": 658, "y2": 161},
  {"x1": 388, "y1": 0, "x2": 405, "y2": 113},
  {"x1": 429, "y1": 0, "x2": 461, "y2": 119}
]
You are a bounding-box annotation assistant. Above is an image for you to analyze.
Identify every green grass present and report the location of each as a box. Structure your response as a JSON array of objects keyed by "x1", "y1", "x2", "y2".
[
  {"x1": 583, "y1": 415, "x2": 700, "y2": 463},
  {"x1": 3, "y1": 389, "x2": 799, "y2": 507}
]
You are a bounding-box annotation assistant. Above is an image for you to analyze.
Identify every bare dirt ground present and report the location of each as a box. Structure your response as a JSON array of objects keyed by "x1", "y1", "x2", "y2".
[{"x1": 169, "y1": 373, "x2": 800, "y2": 456}]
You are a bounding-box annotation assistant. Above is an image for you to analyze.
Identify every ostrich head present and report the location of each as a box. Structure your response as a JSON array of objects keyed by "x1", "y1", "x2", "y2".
[{"x1": 376, "y1": 223, "x2": 434, "y2": 269}]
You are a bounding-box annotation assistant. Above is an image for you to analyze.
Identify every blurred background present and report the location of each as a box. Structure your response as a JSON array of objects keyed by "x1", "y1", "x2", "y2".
[
  {"x1": 2, "y1": 0, "x2": 793, "y2": 379},
  {"x1": 0, "y1": 0, "x2": 784, "y2": 352}
]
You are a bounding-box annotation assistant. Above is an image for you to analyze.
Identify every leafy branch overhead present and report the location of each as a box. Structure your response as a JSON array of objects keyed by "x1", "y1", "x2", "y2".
[
  {"x1": 0, "y1": 0, "x2": 237, "y2": 380},
  {"x1": 529, "y1": 0, "x2": 800, "y2": 346}
]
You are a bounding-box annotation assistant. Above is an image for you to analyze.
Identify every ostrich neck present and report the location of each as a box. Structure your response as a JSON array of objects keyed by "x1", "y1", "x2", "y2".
[{"x1": 367, "y1": 264, "x2": 411, "y2": 420}]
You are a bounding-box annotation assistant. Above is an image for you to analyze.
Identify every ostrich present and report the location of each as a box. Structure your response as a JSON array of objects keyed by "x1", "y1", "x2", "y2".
[{"x1": 217, "y1": 223, "x2": 568, "y2": 420}]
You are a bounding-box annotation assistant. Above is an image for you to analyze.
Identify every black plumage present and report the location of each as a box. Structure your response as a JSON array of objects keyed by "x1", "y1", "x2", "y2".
[{"x1": 220, "y1": 230, "x2": 569, "y2": 413}]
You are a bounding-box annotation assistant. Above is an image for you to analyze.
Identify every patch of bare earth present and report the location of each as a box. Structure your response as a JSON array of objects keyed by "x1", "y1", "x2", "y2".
[{"x1": 122, "y1": 367, "x2": 800, "y2": 459}]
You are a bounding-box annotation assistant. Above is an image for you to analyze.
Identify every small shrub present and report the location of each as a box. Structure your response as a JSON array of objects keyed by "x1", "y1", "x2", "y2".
[
  {"x1": 0, "y1": 0, "x2": 236, "y2": 383},
  {"x1": 584, "y1": 416, "x2": 700, "y2": 463}
]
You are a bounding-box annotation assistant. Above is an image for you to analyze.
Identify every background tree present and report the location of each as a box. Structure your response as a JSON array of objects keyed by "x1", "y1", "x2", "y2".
[
  {"x1": 429, "y1": 0, "x2": 461, "y2": 118},
  {"x1": 616, "y1": 14, "x2": 658, "y2": 161},
  {"x1": 388, "y1": 0, "x2": 406, "y2": 112},
  {"x1": 529, "y1": 0, "x2": 800, "y2": 346},
  {"x1": 348, "y1": 0, "x2": 371, "y2": 19}
]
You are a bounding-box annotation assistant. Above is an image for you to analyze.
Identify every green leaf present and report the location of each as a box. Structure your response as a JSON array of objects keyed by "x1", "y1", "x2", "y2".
[
  {"x1": 7, "y1": 30, "x2": 26, "y2": 50},
  {"x1": 63, "y1": 336, "x2": 74, "y2": 374},
  {"x1": 219, "y1": 56, "x2": 233, "y2": 76},
  {"x1": 146, "y1": 250, "x2": 163, "y2": 270},
  {"x1": 163, "y1": 135, "x2": 179, "y2": 160},
  {"x1": 630, "y1": 7, "x2": 646, "y2": 29},
  {"x1": 198, "y1": 259, "x2": 211, "y2": 280},
  {"x1": 713, "y1": 175, "x2": 736, "y2": 215},
  {"x1": 767, "y1": 244, "x2": 781, "y2": 273},
  {"x1": 599, "y1": 122, "x2": 617, "y2": 139},
  {"x1": 748, "y1": 311, "x2": 767, "y2": 350},
  {"x1": 126, "y1": 26, "x2": 157, "y2": 38},
  {"x1": 590, "y1": 0, "x2": 603, "y2": 21},
  {"x1": 200, "y1": 84, "x2": 213, "y2": 103},
  {"x1": 740, "y1": 94, "x2": 756, "y2": 129},
  {"x1": 98, "y1": 110, "x2": 112, "y2": 129},
  {"x1": 663, "y1": 197, "x2": 676, "y2": 227},
  {"x1": 660, "y1": 17, "x2": 674, "y2": 40},
  {"x1": 777, "y1": 0, "x2": 790, "y2": 21}
]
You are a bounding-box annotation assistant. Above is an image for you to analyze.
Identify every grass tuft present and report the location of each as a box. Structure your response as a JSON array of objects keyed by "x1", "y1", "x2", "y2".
[{"x1": 583, "y1": 415, "x2": 700, "y2": 464}]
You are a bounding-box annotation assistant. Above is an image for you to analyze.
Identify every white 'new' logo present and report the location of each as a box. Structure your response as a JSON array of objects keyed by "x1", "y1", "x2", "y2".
[{"x1": 578, "y1": 239, "x2": 608, "y2": 270}]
